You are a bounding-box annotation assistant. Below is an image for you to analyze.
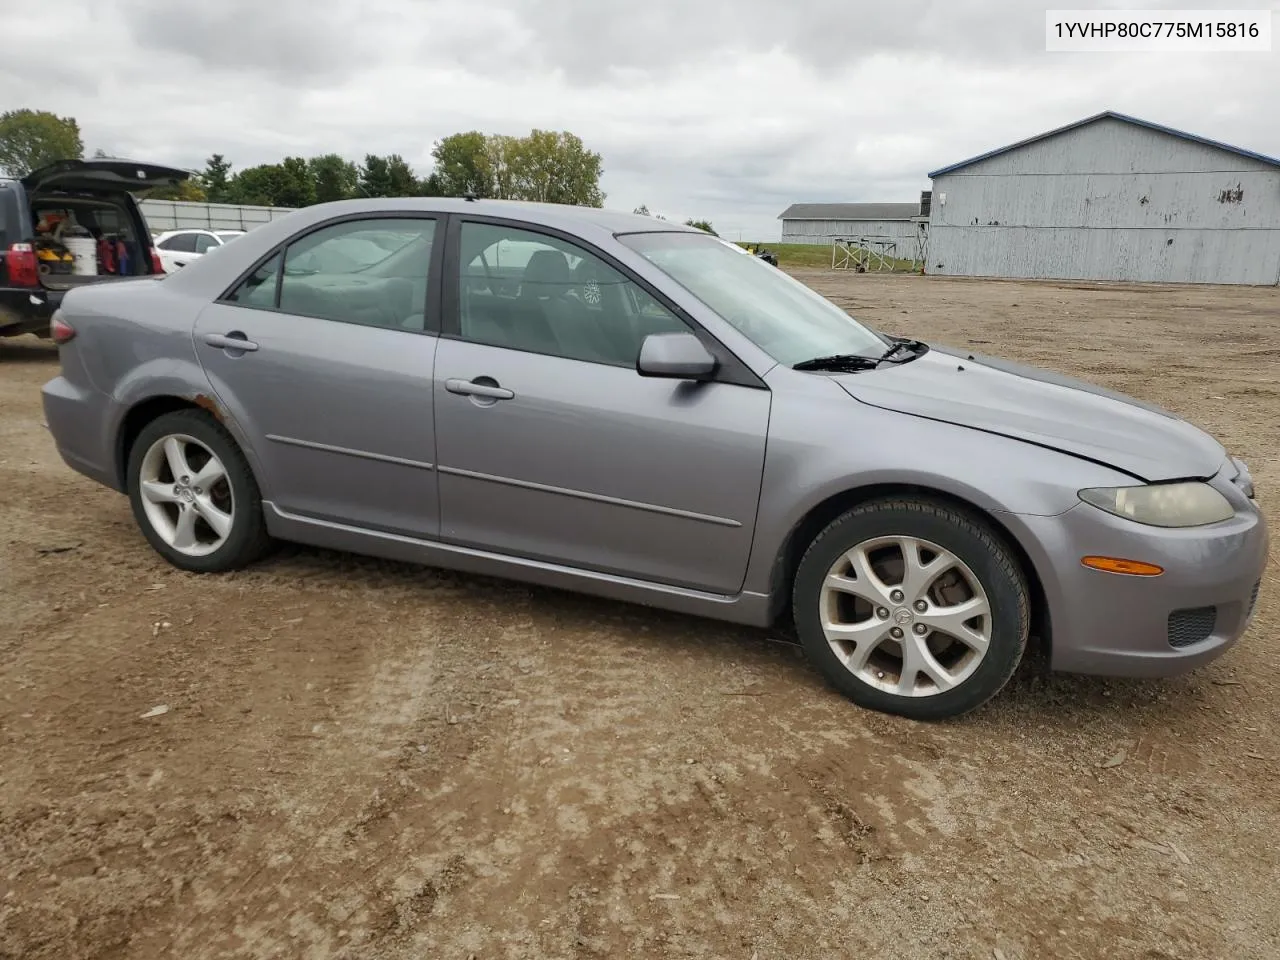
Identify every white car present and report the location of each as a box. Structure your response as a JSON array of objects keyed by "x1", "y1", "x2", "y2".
[{"x1": 153, "y1": 229, "x2": 245, "y2": 272}]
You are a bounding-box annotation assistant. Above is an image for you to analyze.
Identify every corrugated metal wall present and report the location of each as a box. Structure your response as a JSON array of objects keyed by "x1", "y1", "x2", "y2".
[
  {"x1": 928, "y1": 117, "x2": 1280, "y2": 285},
  {"x1": 139, "y1": 199, "x2": 296, "y2": 234},
  {"x1": 781, "y1": 218, "x2": 922, "y2": 256}
]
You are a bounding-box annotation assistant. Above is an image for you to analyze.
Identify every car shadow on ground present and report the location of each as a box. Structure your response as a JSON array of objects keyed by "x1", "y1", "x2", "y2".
[
  {"x1": 0, "y1": 337, "x2": 58, "y2": 362},
  {"x1": 255, "y1": 541, "x2": 1227, "y2": 736}
]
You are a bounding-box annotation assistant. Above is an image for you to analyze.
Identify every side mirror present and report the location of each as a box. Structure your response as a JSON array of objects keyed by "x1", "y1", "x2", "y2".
[{"x1": 636, "y1": 332, "x2": 718, "y2": 380}]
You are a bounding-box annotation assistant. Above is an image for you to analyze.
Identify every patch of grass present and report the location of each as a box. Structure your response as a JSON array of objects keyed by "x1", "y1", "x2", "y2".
[{"x1": 737, "y1": 242, "x2": 921, "y2": 272}]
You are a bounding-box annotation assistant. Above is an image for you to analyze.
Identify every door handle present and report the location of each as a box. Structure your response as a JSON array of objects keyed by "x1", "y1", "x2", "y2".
[
  {"x1": 445, "y1": 377, "x2": 514, "y2": 400},
  {"x1": 202, "y1": 331, "x2": 259, "y2": 352}
]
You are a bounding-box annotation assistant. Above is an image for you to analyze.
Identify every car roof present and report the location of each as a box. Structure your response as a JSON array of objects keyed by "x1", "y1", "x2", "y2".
[{"x1": 159, "y1": 197, "x2": 705, "y2": 299}]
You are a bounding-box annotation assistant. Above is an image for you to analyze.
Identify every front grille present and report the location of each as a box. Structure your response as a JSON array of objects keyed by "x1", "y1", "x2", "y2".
[
  {"x1": 1168, "y1": 606, "x2": 1217, "y2": 648},
  {"x1": 1247, "y1": 580, "x2": 1261, "y2": 620}
]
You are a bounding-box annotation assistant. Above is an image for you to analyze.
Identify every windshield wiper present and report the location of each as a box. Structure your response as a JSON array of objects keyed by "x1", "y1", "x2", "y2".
[
  {"x1": 878, "y1": 337, "x2": 928, "y2": 363},
  {"x1": 792, "y1": 353, "x2": 881, "y2": 372}
]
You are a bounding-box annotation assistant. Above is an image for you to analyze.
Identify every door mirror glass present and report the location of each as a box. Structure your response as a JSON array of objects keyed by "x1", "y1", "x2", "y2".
[{"x1": 636, "y1": 332, "x2": 718, "y2": 380}]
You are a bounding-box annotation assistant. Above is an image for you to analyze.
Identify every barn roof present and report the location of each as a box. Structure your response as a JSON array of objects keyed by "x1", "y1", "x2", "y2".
[
  {"x1": 927, "y1": 110, "x2": 1280, "y2": 179},
  {"x1": 778, "y1": 202, "x2": 921, "y2": 221}
]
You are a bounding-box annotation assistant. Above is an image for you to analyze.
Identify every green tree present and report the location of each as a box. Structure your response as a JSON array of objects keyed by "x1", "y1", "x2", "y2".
[
  {"x1": 308, "y1": 153, "x2": 358, "y2": 203},
  {"x1": 430, "y1": 131, "x2": 492, "y2": 197},
  {"x1": 358, "y1": 154, "x2": 394, "y2": 198},
  {"x1": 227, "y1": 164, "x2": 289, "y2": 206},
  {"x1": 0, "y1": 109, "x2": 84, "y2": 177},
  {"x1": 685, "y1": 218, "x2": 717, "y2": 236},
  {"x1": 419, "y1": 171, "x2": 444, "y2": 197},
  {"x1": 508, "y1": 129, "x2": 604, "y2": 206},
  {"x1": 276, "y1": 156, "x2": 317, "y2": 207},
  {"x1": 147, "y1": 178, "x2": 208, "y2": 202},
  {"x1": 384, "y1": 154, "x2": 419, "y2": 196},
  {"x1": 201, "y1": 154, "x2": 234, "y2": 203}
]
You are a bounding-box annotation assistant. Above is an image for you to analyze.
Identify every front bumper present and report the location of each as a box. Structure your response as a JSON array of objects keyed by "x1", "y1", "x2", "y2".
[{"x1": 1010, "y1": 463, "x2": 1269, "y2": 678}]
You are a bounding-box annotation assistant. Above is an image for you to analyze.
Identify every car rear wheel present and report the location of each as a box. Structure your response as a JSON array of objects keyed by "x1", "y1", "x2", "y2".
[
  {"x1": 792, "y1": 497, "x2": 1029, "y2": 721},
  {"x1": 126, "y1": 410, "x2": 271, "y2": 572}
]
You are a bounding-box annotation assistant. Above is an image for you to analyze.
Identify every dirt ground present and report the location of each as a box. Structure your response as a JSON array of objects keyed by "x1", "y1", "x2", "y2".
[{"x1": 1, "y1": 271, "x2": 1277, "y2": 960}]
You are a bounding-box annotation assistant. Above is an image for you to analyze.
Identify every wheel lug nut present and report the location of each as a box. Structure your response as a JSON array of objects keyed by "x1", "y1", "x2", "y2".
[
  {"x1": 181, "y1": 475, "x2": 190, "y2": 483},
  {"x1": 914, "y1": 600, "x2": 928, "y2": 612},
  {"x1": 914, "y1": 623, "x2": 928, "y2": 635},
  {"x1": 890, "y1": 590, "x2": 905, "y2": 603},
  {"x1": 877, "y1": 607, "x2": 890, "y2": 619},
  {"x1": 890, "y1": 627, "x2": 904, "y2": 639}
]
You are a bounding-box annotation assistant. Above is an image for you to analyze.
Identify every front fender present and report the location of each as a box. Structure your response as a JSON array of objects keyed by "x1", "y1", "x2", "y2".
[{"x1": 741, "y1": 374, "x2": 1135, "y2": 597}]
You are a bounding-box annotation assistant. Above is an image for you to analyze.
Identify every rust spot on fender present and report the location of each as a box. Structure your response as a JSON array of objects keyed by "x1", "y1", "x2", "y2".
[{"x1": 192, "y1": 394, "x2": 224, "y2": 423}]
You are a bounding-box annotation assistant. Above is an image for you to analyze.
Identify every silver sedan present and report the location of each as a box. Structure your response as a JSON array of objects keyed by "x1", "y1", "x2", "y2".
[{"x1": 41, "y1": 198, "x2": 1269, "y2": 720}]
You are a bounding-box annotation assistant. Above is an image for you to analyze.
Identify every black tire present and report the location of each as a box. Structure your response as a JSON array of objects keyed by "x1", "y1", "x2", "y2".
[
  {"x1": 792, "y1": 497, "x2": 1029, "y2": 721},
  {"x1": 126, "y1": 409, "x2": 272, "y2": 573}
]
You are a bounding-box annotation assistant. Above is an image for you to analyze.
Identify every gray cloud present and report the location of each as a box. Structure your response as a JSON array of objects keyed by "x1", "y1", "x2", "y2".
[{"x1": 1, "y1": 0, "x2": 1276, "y2": 239}]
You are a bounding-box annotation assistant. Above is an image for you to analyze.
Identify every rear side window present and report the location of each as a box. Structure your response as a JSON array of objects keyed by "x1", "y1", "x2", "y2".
[
  {"x1": 159, "y1": 233, "x2": 198, "y2": 253},
  {"x1": 225, "y1": 252, "x2": 281, "y2": 309}
]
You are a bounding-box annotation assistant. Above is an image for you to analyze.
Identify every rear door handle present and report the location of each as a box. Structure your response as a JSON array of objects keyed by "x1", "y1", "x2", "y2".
[
  {"x1": 202, "y1": 332, "x2": 259, "y2": 352},
  {"x1": 446, "y1": 377, "x2": 514, "y2": 400}
]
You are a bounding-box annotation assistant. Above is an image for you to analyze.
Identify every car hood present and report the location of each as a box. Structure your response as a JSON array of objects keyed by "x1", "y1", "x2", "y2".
[{"x1": 833, "y1": 346, "x2": 1225, "y2": 482}]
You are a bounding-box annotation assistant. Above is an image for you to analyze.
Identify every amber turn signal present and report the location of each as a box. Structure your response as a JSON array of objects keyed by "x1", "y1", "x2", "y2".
[{"x1": 1080, "y1": 556, "x2": 1164, "y2": 576}]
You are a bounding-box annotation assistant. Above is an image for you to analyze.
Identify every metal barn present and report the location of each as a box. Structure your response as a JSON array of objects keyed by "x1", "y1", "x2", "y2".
[
  {"x1": 779, "y1": 202, "x2": 926, "y2": 250},
  {"x1": 926, "y1": 111, "x2": 1280, "y2": 285}
]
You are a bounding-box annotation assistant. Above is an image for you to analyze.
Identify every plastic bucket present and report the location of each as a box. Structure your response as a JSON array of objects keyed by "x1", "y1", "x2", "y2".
[{"x1": 63, "y1": 236, "x2": 98, "y2": 276}]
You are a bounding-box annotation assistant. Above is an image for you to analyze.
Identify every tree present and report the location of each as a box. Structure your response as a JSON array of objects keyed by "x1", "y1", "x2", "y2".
[
  {"x1": 276, "y1": 156, "x2": 317, "y2": 207},
  {"x1": 385, "y1": 154, "x2": 420, "y2": 197},
  {"x1": 357, "y1": 154, "x2": 393, "y2": 198},
  {"x1": 0, "y1": 109, "x2": 84, "y2": 177},
  {"x1": 147, "y1": 178, "x2": 208, "y2": 202},
  {"x1": 419, "y1": 171, "x2": 444, "y2": 197},
  {"x1": 309, "y1": 153, "x2": 358, "y2": 203},
  {"x1": 508, "y1": 129, "x2": 604, "y2": 206},
  {"x1": 685, "y1": 218, "x2": 717, "y2": 236},
  {"x1": 227, "y1": 163, "x2": 289, "y2": 206},
  {"x1": 201, "y1": 154, "x2": 234, "y2": 204},
  {"x1": 430, "y1": 131, "x2": 492, "y2": 197}
]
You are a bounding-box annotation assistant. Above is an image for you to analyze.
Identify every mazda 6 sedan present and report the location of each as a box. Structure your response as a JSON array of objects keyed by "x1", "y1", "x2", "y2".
[{"x1": 41, "y1": 198, "x2": 1269, "y2": 720}]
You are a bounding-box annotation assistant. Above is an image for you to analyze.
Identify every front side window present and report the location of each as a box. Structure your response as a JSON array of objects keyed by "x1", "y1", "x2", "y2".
[
  {"x1": 619, "y1": 231, "x2": 888, "y2": 366},
  {"x1": 250, "y1": 217, "x2": 437, "y2": 330},
  {"x1": 455, "y1": 221, "x2": 685, "y2": 365},
  {"x1": 194, "y1": 233, "x2": 218, "y2": 254}
]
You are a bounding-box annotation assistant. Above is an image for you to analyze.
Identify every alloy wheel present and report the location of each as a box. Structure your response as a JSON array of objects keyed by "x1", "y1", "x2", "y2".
[
  {"x1": 819, "y1": 535, "x2": 992, "y2": 697},
  {"x1": 137, "y1": 433, "x2": 235, "y2": 558}
]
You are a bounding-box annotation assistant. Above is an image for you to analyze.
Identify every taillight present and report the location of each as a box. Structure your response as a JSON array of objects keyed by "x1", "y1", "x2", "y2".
[
  {"x1": 50, "y1": 310, "x2": 76, "y2": 344},
  {"x1": 149, "y1": 247, "x2": 165, "y2": 274},
  {"x1": 6, "y1": 242, "x2": 39, "y2": 287}
]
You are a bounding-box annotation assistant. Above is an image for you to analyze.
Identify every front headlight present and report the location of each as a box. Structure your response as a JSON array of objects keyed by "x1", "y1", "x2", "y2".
[{"x1": 1078, "y1": 482, "x2": 1234, "y2": 528}]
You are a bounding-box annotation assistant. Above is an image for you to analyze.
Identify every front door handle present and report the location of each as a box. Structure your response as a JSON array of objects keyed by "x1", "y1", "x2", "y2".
[
  {"x1": 446, "y1": 377, "x2": 514, "y2": 400},
  {"x1": 202, "y1": 331, "x2": 259, "y2": 352}
]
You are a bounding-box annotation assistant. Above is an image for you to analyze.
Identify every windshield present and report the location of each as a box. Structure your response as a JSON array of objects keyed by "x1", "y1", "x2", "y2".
[
  {"x1": 619, "y1": 232, "x2": 888, "y2": 366},
  {"x1": 215, "y1": 231, "x2": 243, "y2": 243}
]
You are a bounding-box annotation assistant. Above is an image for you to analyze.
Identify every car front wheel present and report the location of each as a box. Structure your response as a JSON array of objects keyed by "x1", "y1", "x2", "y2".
[
  {"x1": 126, "y1": 409, "x2": 271, "y2": 573},
  {"x1": 792, "y1": 497, "x2": 1030, "y2": 721}
]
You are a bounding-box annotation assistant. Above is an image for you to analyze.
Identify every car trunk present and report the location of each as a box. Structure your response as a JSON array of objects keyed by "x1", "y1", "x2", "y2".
[{"x1": 21, "y1": 159, "x2": 191, "y2": 291}]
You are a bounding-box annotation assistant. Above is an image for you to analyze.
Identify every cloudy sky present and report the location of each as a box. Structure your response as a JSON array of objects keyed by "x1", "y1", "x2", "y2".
[{"x1": 3, "y1": 0, "x2": 1277, "y2": 239}]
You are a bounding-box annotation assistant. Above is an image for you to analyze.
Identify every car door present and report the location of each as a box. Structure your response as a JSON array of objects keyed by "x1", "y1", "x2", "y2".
[
  {"x1": 433, "y1": 216, "x2": 771, "y2": 595},
  {"x1": 192, "y1": 213, "x2": 444, "y2": 538},
  {"x1": 158, "y1": 231, "x2": 199, "y2": 271}
]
